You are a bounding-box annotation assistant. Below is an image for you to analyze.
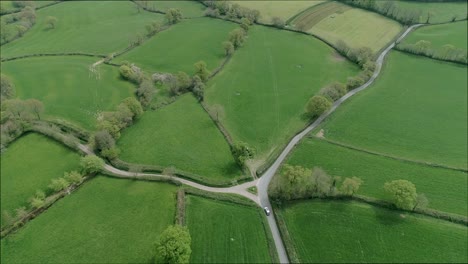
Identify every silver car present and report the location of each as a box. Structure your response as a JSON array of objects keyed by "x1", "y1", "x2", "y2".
[{"x1": 264, "y1": 207, "x2": 271, "y2": 216}]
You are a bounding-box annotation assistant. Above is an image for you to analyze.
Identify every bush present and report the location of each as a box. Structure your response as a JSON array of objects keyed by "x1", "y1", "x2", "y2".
[
  {"x1": 29, "y1": 197, "x2": 45, "y2": 209},
  {"x1": 231, "y1": 141, "x2": 255, "y2": 167},
  {"x1": 80, "y1": 155, "x2": 104, "y2": 174},
  {"x1": 48, "y1": 177, "x2": 70, "y2": 192},
  {"x1": 136, "y1": 80, "x2": 155, "y2": 108},
  {"x1": 384, "y1": 180, "x2": 417, "y2": 210},
  {"x1": 64, "y1": 171, "x2": 84, "y2": 184},
  {"x1": 271, "y1": 16, "x2": 285, "y2": 28},
  {"x1": 306, "y1": 95, "x2": 332, "y2": 117},
  {"x1": 93, "y1": 130, "x2": 115, "y2": 152},
  {"x1": 166, "y1": 8, "x2": 182, "y2": 24},
  {"x1": 319, "y1": 82, "x2": 347, "y2": 101},
  {"x1": 223, "y1": 41, "x2": 234, "y2": 57},
  {"x1": 101, "y1": 147, "x2": 120, "y2": 160},
  {"x1": 228, "y1": 28, "x2": 246, "y2": 48}
]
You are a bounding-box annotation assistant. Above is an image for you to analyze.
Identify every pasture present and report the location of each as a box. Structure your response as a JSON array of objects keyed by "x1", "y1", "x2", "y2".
[
  {"x1": 318, "y1": 51, "x2": 468, "y2": 169},
  {"x1": 114, "y1": 17, "x2": 237, "y2": 74},
  {"x1": 1, "y1": 1, "x2": 163, "y2": 58},
  {"x1": 403, "y1": 20, "x2": 467, "y2": 51},
  {"x1": 117, "y1": 94, "x2": 243, "y2": 182},
  {"x1": 147, "y1": 0, "x2": 205, "y2": 18},
  {"x1": 394, "y1": 0, "x2": 468, "y2": 24},
  {"x1": 284, "y1": 137, "x2": 467, "y2": 216},
  {"x1": 0, "y1": 1, "x2": 56, "y2": 13},
  {"x1": 0, "y1": 133, "x2": 81, "y2": 217},
  {"x1": 232, "y1": 1, "x2": 325, "y2": 24},
  {"x1": 292, "y1": 2, "x2": 403, "y2": 52},
  {"x1": 1, "y1": 56, "x2": 135, "y2": 129},
  {"x1": 186, "y1": 195, "x2": 274, "y2": 263},
  {"x1": 205, "y1": 25, "x2": 359, "y2": 164},
  {"x1": 1, "y1": 176, "x2": 177, "y2": 263},
  {"x1": 279, "y1": 200, "x2": 468, "y2": 263}
]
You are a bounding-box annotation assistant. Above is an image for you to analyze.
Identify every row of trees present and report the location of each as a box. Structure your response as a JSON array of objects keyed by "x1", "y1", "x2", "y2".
[
  {"x1": 222, "y1": 19, "x2": 250, "y2": 57},
  {"x1": 203, "y1": 0, "x2": 260, "y2": 23},
  {"x1": 396, "y1": 40, "x2": 467, "y2": 64},
  {"x1": 0, "y1": 5, "x2": 36, "y2": 45}
]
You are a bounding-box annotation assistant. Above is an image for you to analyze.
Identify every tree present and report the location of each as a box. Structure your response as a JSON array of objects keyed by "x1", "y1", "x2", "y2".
[
  {"x1": 80, "y1": 155, "x2": 104, "y2": 174},
  {"x1": 15, "y1": 207, "x2": 28, "y2": 219},
  {"x1": 156, "y1": 225, "x2": 191, "y2": 264},
  {"x1": 29, "y1": 197, "x2": 44, "y2": 209},
  {"x1": 93, "y1": 130, "x2": 115, "y2": 152},
  {"x1": 0, "y1": 74, "x2": 15, "y2": 101},
  {"x1": 340, "y1": 177, "x2": 363, "y2": 196},
  {"x1": 306, "y1": 95, "x2": 331, "y2": 117},
  {"x1": 122, "y1": 97, "x2": 143, "y2": 119},
  {"x1": 25, "y1": 99, "x2": 44, "y2": 119},
  {"x1": 194, "y1": 61, "x2": 210, "y2": 82},
  {"x1": 222, "y1": 41, "x2": 234, "y2": 56},
  {"x1": 192, "y1": 75, "x2": 205, "y2": 101},
  {"x1": 45, "y1": 16, "x2": 58, "y2": 29},
  {"x1": 35, "y1": 190, "x2": 46, "y2": 200},
  {"x1": 2, "y1": 99, "x2": 28, "y2": 119},
  {"x1": 312, "y1": 167, "x2": 332, "y2": 196},
  {"x1": 319, "y1": 82, "x2": 347, "y2": 102},
  {"x1": 271, "y1": 17, "x2": 285, "y2": 28},
  {"x1": 166, "y1": 8, "x2": 182, "y2": 25},
  {"x1": 64, "y1": 171, "x2": 83, "y2": 184},
  {"x1": 228, "y1": 28, "x2": 246, "y2": 48},
  {"x1": 414, "y1": 193, "x2": 429, "y2": 210},
  {"x1": 176, "y1": 71, "x2": 192, "y2": 91},
  {"x1": 48, "y1": 177, "x2": 70, "y2": 192},
  {"x1": 136, "y1": 80, "x2": 155, "y2": 108},
  {"x1": 231, "y1": 141, "x2": 255, "y2": 167},
  {"x1": 384, "y1": 180, "x2": 417, "y2": 210},
  {"x1": 240, "y1": 18, "x2": 251, "y2": 31},
  {"x1": 1, "y1": 210, "x2": 14, "y2": 226}
]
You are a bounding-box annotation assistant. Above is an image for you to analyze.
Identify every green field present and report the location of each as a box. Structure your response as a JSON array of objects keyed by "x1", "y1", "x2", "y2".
[
  {"x1": 0, "y1": 133, "x2": 81, "y2": 216},
  {"x1": 284, "y1": 137, "x2": 467, "y2": 216},
  {"x1": 232, "y1": 1, "x2": 325, "y2": 24},
  {"x1": 114, "y1": 17, "x2": 237, "y2": 74},
  {"x1": 205, "y1": 25, "x2": 359, "y2": 163},
  {"x1": 394, "y1": 0, "x2": 468, "y2": 24},
  {"x1": 0, "y1": 1, "x2": 56, "y2": 13},
  {"x1": 279, "y1": 200, "x2": 468, "y2": 263},
  {"x1": 1, "y1": 1, "x2": 163, "y2": 58},
  {"x1": 308, "y1": 7, "x2": 403, "y2": 52},
  {"x1": 318, "y1": 51, "x2": 467, "y2": 169},
  {"x1": 1, "y1": 176, "x2": 177, "y2": 263},
  {"x1": 403, "y1": 20, "x2": 467, "y2": 51},
  {"x1": 1, "y1": 56, "x2": 135, "y2": 129},
  {"x1": 145, "y1": 0, "x2": 205, "y2": 18},
  {"x1": 186, "y1": 195, "x2": 274, "y2": 263},
  {"x1": 117, "y1": 94, "x2": 243, "y2": 182}
]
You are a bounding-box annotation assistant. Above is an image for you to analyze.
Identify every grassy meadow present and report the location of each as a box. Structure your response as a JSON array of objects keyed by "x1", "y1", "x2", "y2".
[
  {"x1": 114, "y1": 17, "x2": 237, "y2": 74},
  {"x1": 283, "y1": 137, "x2": 467, "y2": 216},
  {"x1": 147, "y1": 0, "x2": 205, "y2": 18},
  {"x1": 186, "y1": 195, "x2": 274, "y2": 263},
  {"x1": 117, "y1": 94, "x2": 243, "y2": 182},
  {"x1": 394, "y1": 0, "x2": 468, "y2": 24},
  {"x1": 318, "y1": 51, "x2": 468, "y2": 169},
  {"x1": 1, "y1": 1, "x2": 163, "y2": 58},
  {"x1": 1, "y1": 56, "x2": 135, "y2": 129},
  {"x1": 0, "y1": 1, "x2": 56, "y2": 13},
  {"x1": 403, "y1": 20, "x2": 467, "y2": 51},
  {"x1": 0, "y1": 133, "x2": 81, "y2": 216},
  {"x1": 279, "y1": 200, "x2": 468, "y2": 263},
  {"x1": 1, "y1": 176, "x2": 177, "y2": 263},
  {"x1": 205, "y1": 25, "x2": 359, "y2": 163}
]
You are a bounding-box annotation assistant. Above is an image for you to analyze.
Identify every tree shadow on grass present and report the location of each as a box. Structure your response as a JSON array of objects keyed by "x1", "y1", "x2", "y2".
[
  {"x1": 373, "y1": 206, "x2": 406, "y2": 226},
  {"x1": 221, "y1": 161, "x2": 243, "y2": 177}
]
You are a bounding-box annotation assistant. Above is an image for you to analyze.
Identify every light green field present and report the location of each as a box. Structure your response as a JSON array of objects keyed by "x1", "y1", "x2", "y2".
[
  {"x1": 403, "y1": 20, "x2": 467, "y2": 51},
  {"x1": 1, "y1": 56, "x2": 135, "y2": 129},
  {"x1": 284, "y1": 138, "x2": 467, "y2": 216},
  {"x1": 1, "y1": 1, "x2": 163, "y2": 58},
  {"x1": 1, "y1": 176, "x2": 177, "y2": 263},
  {"x1": 117, "y1": 94, "x2": 243, "y2": 182},
  {"x1": 232, "y1": 1, "x2": 325, "y2": 24},
  {"x1": 394, "y1": 0, "x2": 468, "y2": 24},
  {"x1": 205, "y1": 25, "x2": 359, "y2": 163},
  {"x1": 279, "y1": 200, "x2": 468, "y2": 263},
  {"x1": 146, "y1": 0, "x2": 205, "y2": 18},
  {"x1": 0, "y1": 133, "x2": 81, "y2": 217},
  {"x1": 114, "y1": 17, "x2": 237, "y2": 74},
  {"x1": 309, "y1": 7, "x2": 403, "y2": 52},
  {"x1": 0, "y1": 1, "x2": 56, "y2": 13},
  {"x1": 186, "y1": 195, "x2": 274, "y2": 263},
  {"x1": 318, "y1": 51, "x2": 468, "y2": 169}
]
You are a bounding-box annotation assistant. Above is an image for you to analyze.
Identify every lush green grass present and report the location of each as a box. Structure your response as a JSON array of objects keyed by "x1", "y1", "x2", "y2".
[
  {"x1": 308, "y1": 7, "x2": 403, "y2": 52},
  {"x1": 205, "y1": 25, "x2": 359, "y2": 163},
  {"x1": 117, "y1": 94, "x2": 243, "y2": 181},
  {"x1": 114, "y1": 17, "x2": 237, "y2": 74},
  {"x1": 146, "y1": 0, "x2": 205, "y2": 18},
  {"x1": 1, "y1": 1, "x2": 163, "y2": 58},
  {"x1": 0, "y1": 1, "x2": 56, "y2": 13},
  {"x1": 1, "y1": 176, "x2": 177, "y2": 263},
  {"x1": 403, "y1": 20, "x2": 467, "y2": 51},
  {"x1": 232, "y1": 0, "x2": 325, "y2": 24},
  {"x1": 318, "y1": 51, "x2": 467, "y2": 169},
  {"x1": 284, "y1": 138, "x2": 467, "y2": 216},
  {"x1": 394, "y1": 0, "x2": 468, "y2": 24},
  {"x1": 0, "y1": 133, "x2": 81, "y2": 216},
  {"x1": 186, "y1": 195, "x2": 273, "y2": 263},
  {"x1": 1, "y1": 56, "x2": 135, "y2": 129},
  {"x1": 279, "y1": 200, "x2": 468, "y2": 263}
]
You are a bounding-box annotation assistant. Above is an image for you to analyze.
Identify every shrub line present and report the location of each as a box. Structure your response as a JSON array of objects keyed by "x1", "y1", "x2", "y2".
[
  {"x1": 394, "y1": 46, "x2": 467, "y2": 65},
  {"x1": 175, "y1": 189, "x2": 186, "y2": 225},
  {"x1": 271, "y1": 205, "x2": 300, "y2": 263},
  {"x1": 0, "y1": 1, "x2": 62, "y2": 16},
  {"x1": 1, "y1": 52, "x2": 106, "y2": 62}
]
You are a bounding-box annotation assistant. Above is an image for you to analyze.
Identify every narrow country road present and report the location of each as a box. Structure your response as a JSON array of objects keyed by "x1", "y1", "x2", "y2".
[{"x1": 78, "y1": 24, "x2": 421, "y2": 264}]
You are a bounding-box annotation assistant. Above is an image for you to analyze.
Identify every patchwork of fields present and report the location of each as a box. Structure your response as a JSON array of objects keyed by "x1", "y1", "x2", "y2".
[
  {"x1": 403, "y1": 20, "x2": 468, "y2": 51},
  {"x1": 393, "y1": 0, "x2": 468, "y2": 24}
]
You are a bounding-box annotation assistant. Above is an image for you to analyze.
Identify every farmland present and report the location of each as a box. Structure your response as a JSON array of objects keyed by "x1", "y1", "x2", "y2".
[
  {"x1": 145, "y1": 0, "x2": 205, "y2": 18},
  {"x1": 283, "y1": 137, "x2": 467, "y2": 216},
  {"x1": 1, "y1": 1, "x2": 162, "y2": 58},
  {"x1": 0, "y1": 133, "x2": 80, "y2": 216},
  {"x1": 394, "y1": 0, "x2": 468, "y2": 24},
  {"x1": 1, "y1": 177, "x2": 177, "y2": 263},
  {"x1": 205, "y1": 25, "x2": 359, "y2": 163},
  {"x1": 291, "y1": 2, "x2": 403, "y2": 52},
  {"x1": 0, "y1": 1, "x2": 56, "y2": 13},
  {"x1": 278, "y1": 200, "x2": 468, "y2": 263},
  {"x1": 1, "y1": 56, "x2": 135, "y2": 129},
  {"x1": 186, "y1": 195, "x2": 274, "y2": 263},
  {"x1": 117, "y1": 94, "x2": 243, "y2": 182},
  {"x1": 403, "y1": 20, "x2": 467, "y2": 51},
  {"x1": 318, "y1": 51, "x2": 467, "y2": 169},
  {"x1": 114, "y1": 17, "x2": 237, "y2": 74}
]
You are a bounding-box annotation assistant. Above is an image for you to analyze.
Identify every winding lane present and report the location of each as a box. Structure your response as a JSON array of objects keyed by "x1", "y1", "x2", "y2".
[{"x1": 79, "y1": 24, "x2": 421, "y2": 264}]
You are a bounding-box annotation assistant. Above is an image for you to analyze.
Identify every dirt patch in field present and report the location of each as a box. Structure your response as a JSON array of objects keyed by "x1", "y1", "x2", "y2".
[{"x1": 316, "y1": 129, "x2": 325, "y2": 138}]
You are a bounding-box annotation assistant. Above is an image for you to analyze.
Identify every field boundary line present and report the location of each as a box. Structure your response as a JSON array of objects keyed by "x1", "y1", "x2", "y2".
[
  {"x1": 313, "y1": 136, "x2": 468, "y2": 173},
  {"x1": 393, "y1": 47, "x2": 467, "y2": 66},
  {"x1": 285, "y1": 1, "x2": 330, "y2": 26},
  {"x1": 271, "y1": 206, "x2": 300, "y2": 263},
  {"x1": 0, "y1": 0, "x2": 63, "y2": 16},
  {"x1": 1, "y1": 52, "x2": 106, "y2": 62}
]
